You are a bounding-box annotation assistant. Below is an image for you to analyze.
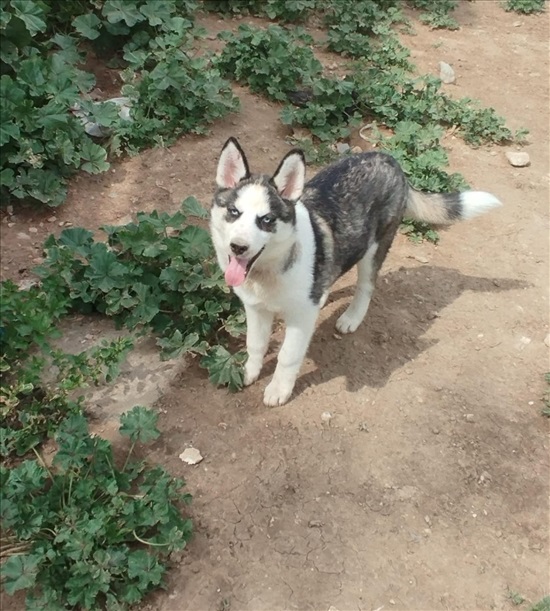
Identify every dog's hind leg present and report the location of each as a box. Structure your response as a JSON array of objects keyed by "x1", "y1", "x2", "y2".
[
  {"x1": 336, "y1": 241, "x2": 379, "y2": 334},
  {"x1": 243, "y1": 304, "x2": 274, "y2": 386}
]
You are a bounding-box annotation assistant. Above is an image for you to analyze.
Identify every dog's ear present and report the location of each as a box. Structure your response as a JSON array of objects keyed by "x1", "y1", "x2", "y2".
[
  {"x1": 272, "y1": 149, "x2": 306, "y2": 201},
  {"x1": 216, "y1": 137, "x2": 250, "y2": 189}
]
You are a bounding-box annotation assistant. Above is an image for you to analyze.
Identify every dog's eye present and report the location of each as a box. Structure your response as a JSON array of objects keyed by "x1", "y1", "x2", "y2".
[
  {"x1": 259, "y1": 214, "x2": 275, "y2": 230},
  {"x1": 227, "y1": 206, "x2": 240, "y2": 218}
]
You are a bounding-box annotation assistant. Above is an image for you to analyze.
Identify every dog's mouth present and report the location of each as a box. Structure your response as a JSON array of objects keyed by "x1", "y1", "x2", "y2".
[{"x1": 225, "y1": 248, "x2": 264, "y2": 287}]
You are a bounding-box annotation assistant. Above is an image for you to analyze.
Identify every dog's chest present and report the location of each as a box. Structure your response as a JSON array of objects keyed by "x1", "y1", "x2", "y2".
[{"x1": 236, "y1": 271, "x2": 292, "y2": 312}]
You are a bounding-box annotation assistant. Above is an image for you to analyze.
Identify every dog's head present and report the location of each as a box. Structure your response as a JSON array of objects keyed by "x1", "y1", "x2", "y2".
[{"x1": 211, "y1": 137, "x2": 306, "y2": 288}]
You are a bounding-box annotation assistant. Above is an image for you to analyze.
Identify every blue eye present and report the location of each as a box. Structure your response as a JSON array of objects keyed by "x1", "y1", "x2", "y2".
[
  {"x1": 260, "y1": 214, "x2": 275, "y2": 230},
  {"x1": 227, "y1": 206, "x2": 240, "y2": 218}
]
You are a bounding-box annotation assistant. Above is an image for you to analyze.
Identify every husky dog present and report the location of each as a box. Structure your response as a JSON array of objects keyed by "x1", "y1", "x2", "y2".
[{"x1": 210, "y1": 137, "x2": 501, "y2": 406}]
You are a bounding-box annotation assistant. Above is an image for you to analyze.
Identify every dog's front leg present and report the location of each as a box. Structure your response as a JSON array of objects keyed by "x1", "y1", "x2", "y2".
[
  {"x1": 263, "y1": 306, "x2": 318, "y2": 407},
  {"x1": 243, "y1": 303, "x2": 274, "y2": 386}
]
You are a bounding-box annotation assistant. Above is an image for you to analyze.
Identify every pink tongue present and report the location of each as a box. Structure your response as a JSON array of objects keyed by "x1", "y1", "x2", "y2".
[{"x1": 225, "y1": 256, "x2": 248, "y2": 287}]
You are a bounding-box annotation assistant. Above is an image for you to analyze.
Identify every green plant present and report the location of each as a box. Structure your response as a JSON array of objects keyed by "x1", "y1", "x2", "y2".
[
  {"x1": 1, "y1": 336, "x2": 134, "y2": 458},
  {"x1": 505, "y1": 0, "x2": 546, "y2": 14},
  {"x1": 508, "y1": 590, "x2": 527, "y2": 606},
  {"x1": 217, "y1": 24, "x2": 322, "y2": 102},
  {"x1": 0, "y1": 406, "x2": 192, "y2": 610},
  {"x1": 35, "y1": 198, "x2": 246, "y2": 391},
  {"x1": 408, "y1": 0, "x2": 459, "y2": 29},
  {"x1": 530, "y1": 597, "x2": 550, "y2": 611},
  {"x1": 287, "y1": 137, "x2": 340, "y2": 165},
  {"x1": 0, "y1": 0, "x2": 238, "y2": 208},
  {"x1": 202, "y1": 0, "x2": 319, "y2": 21}
]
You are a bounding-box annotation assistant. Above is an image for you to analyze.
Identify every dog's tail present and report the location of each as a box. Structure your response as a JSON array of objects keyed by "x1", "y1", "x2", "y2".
[{"x1": 405, "y1": 188, "x2": 501, "y2": 225}]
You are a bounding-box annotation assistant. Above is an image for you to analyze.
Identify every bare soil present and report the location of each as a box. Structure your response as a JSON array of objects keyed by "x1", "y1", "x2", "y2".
[{"x1": 1, "y1": 3, "x2": 549, "y2": 611}]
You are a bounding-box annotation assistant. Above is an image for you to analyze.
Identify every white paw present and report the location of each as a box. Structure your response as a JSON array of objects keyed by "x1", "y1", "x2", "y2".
[
  {"x1": 335, "y1": 312, "x2": 361, "y2": 334},
  {"x1": 244, "y1": 362, "x2": 261, "y2": 386},
  {"x1": 263, "y1": 378, "x2": 294, "y2": 407}
]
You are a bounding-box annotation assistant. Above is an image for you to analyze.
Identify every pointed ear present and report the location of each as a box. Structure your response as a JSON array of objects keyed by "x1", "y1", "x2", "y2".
[
  {"x1": 271, "y1": 149, "x2": 306, "y2": 201},
  {"x1": 216, "y1": 137, "x2": 250, "y2": 189}
]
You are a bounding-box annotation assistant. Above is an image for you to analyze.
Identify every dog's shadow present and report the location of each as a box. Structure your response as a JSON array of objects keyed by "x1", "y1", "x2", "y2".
[{"x1": 264, "y1": 265, "x2": 526, "y2": 396}]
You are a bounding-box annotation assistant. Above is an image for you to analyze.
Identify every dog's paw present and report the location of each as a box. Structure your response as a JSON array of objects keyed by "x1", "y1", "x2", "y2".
[
  {"x1": 335, "y1": 312, "x2": 361, "y2": 334},
  {"x1": 243, "y1": 364, "x2": 261, "y2": 387},
  {"x1": 263, "y1": 378, "x2": 294, "y2": 407}
]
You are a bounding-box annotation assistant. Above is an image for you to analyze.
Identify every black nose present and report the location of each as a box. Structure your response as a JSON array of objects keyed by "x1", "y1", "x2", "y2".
[{"x1": 230, "y1": 242, "x2": 249, "y2": 256}]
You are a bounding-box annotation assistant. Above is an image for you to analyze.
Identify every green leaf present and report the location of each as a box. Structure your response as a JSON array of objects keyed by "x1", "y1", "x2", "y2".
[
  {"x1": 80, "y1": 139, "x2": 110, "y2": 174},
  {"x1": 181, "y1": 196, "x2": 209, "y2": 220},
  {"x1": 59, "y1": 227, "x2": 94, "y2": 257},
  {"x1": 0, "y1": 120, "x2": 20, "y2": 146},
  {"x1": 200, "y1": 346, "x2": 246, "y2": 391},
  {"x1": 119, "y1": 406, "x2": 160, "y2": 443},
  {"x1": 85, "y1": 244, "x2": 128, "y2": 292},
  {"x1": 0, "y1": 554, "x2": 40, "y2": 594},
  {"x1": 103, "y1": 0, "x2": 144, "y2": 27},
  {"x1": 11, "y1": 0, "x2": 47, "y2": 36},
  {"x1": 72, "y1": 13, "x2": 102, "y2": 40},
  {"x1": 127, "y1": 550, "x2": 164, "y2": 586}
]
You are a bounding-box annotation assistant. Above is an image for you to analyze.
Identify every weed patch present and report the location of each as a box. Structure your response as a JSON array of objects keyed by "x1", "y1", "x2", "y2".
[{"x1": 1, "y1": 406, "x2": 192, "y2": 610}]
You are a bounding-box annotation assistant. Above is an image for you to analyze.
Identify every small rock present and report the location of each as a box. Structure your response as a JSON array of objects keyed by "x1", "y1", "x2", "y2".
[
  {"x1": 495, "y1": 530, "x2": 502, "y2": 538},
  {"x1": 544, "y1": 334, "x2": 550, "y2": 348},
  {"x1": 47, "y1": 216, "x2": 57, "y2": 223},
  {"x1": 179, "y1": 448, "x2": 203, "y2": 465},
  {"x1": 478, "y1": 471, "x2": 491, "y2": 484},
  {"x1": 512, "y1": 20, "x2": 522, "y2": 27},
  {"x1": 17, "y1": 232, "x2": 31, "y2": 241},
  {"x1": 333, "y1": 333, "x2": 342, "y2": 340},
  {"x1": 424, "y1": 515, "x2": 432, "y2": 526},
  {"x1": 85, "y1": 334, "x2": 94, "y2": 340},
  {"x1": 321, "y1": 411, "x2": 333, "y2": 424},
  {"x1": 439, "y1": 61, "x2": 455, "y2": 84},
  {"x1": 351, "y1": 146, "x2": 362, "y2": 154},
  {"x1": 405, "y1": 368, "x2": 413, "y2": 375},
  {"x1": 336, "y1": 142, "x2": 350, "y2": 154},
  {"x1": 465, "y1": 413, "x2": 475, "y2": 423},
  {"x1": 58, "y1": 221, "x2": 65, "y2": 227},
  {"x1": 431, "y1": 428, "x2": 440, "y2": 435},
  {"x1": 28, "y1": 227, "x2": 38, "y2": 234},
  {"x1": 6, "y1": 205, "x2": 13, "y2": 215},
  {"x1": 390, "y1": 600, "x2": 396, "y2": 606},
  {"x1": 505, "y1": 151, "x2": 530, "y2": 167},
  {"x1": 358, "y1": 422, "x2": 369, "y2": 432},
  {"x1": 32, "y1": 257, "x2": 43, "y2": 264},
  {"x1": 308, "y1": 519, "x2": 323, "y2": 528},
  {"x1": 7, "y1": 222, "x2": 15, "y2": 228},
  {"x1": 415, "y1": 255, "x2": 429, "y2": 264}
]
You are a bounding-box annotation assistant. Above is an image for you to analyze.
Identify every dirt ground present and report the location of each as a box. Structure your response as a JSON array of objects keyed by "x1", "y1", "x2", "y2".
[{"x1": 1, "y1": 3, "x2": 549, "y2": 611}]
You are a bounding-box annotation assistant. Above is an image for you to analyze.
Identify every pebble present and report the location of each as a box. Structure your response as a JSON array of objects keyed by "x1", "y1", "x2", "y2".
[
  {"x1": 424, "y1": 515, "x2": 432, "y2": 526},
  {"x1": 465, "y1": 413, "x2": 475, "y2": 423},
  {"x1": 336, "y1": 142, "x2": 350, "y2": 154},
  {"x1": 544, "y1": 333, "x2": 550, "y2": 348},
  {"x1": 439, "y1": 61, "x2": 456, "y2": 84},
  {"x1": 415, "y1": 255, "x2": 429, "y2": 264},
  {"x1": 351, "y1": 146, "x2": 362, "y2": 154},
  {"x1": 308, "y1": 519, "x2": 323, "y2": 528},
  {"x1": 506, "y1": 151, "x2": 530, "y2": 167},
  {"x1": 179, "y1": 448, "x2": 203, "y2": 465},
  {"x1": 17, "y1": 232, "x2": 31, "y2": 240},
  {"x1": 47, "y1": 216, "x2": 57, "y2": 223},
  {"x1": 28, "y1": 227, "x2": 38, "y2": 234},
  {"x1": 7, "y1": 222, "x2": 15, "y2": 228},
  {"x1": 6, "y1": 205, "x2": 13, "y2": 215},
  {"x1": 321, "y1": 411, "x2": 333, "y2": 424}
]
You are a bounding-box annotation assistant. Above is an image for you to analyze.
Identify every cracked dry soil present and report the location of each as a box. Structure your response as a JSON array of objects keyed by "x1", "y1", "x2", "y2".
[{"x1": 1, "y1": 4, "x2": 548, "y2": 611}]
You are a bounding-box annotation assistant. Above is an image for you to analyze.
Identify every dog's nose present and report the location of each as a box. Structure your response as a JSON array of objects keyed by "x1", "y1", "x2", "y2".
[{"x1": 230, "y1": 242, "x2": 249, "y2": 256}]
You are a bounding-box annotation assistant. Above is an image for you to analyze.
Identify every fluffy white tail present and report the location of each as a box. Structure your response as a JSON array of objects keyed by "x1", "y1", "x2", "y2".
[{"x1": 406, "y1": 188, "x2": 502, "y2": 225}]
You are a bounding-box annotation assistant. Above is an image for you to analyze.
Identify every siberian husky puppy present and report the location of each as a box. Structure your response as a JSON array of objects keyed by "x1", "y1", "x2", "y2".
[{"x1": 210, "y1": 137, "x2": 501, "y2": 406}]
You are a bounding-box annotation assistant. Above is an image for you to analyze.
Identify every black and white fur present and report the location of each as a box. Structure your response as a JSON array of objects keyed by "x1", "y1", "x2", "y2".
[{"x1": 210, "y1": 137, "x2": 501, "y2": 406}]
